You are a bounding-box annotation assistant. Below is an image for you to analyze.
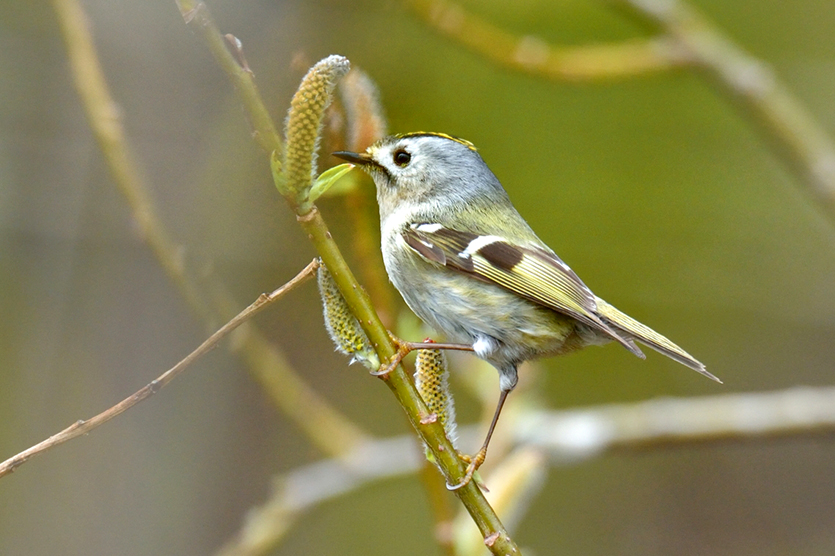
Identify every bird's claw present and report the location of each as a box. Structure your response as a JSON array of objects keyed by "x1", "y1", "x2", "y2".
[
  {"x1": 446, "y1": 449, "x2": 486, "y2": 491},
  {"x1": 370, "y1": 334, "x2": 412, "y2": 377}
]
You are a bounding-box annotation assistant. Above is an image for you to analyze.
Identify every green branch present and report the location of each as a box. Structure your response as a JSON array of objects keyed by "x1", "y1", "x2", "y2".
[
  {"x1": 175, "y1": 2, "x2": 520, "y2": 551},
  {"x1": 54, "y1": 0, "x2": 367, "y2": 459},
  {"x1": 176, "y1": 0, "x2": 282, "y2": 155}
]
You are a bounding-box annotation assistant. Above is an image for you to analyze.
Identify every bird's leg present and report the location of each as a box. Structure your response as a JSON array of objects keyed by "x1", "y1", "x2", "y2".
[
  {"x1": 447, "y1": 389, "x2": 509, "y2": 491},
  {"x1": 370, "y1": 335, "x2": 473, "y2": 378}
]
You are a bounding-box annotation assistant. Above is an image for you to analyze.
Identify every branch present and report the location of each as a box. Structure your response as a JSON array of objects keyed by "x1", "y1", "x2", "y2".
[
  {"x1": 614, "y1": 0, "x2": 835, "y2": 224},
  {"x1": 172, "y1": 4, "x2": 519, "y2": 546},
  {"x1": 407, "y1": 0, "x2": 690, "y2": 81},
  {"x1": 216, "y1": 435, "x2": 424, "y2": 556},
  {"x1": 53, "y1": 0, "x2": 367, "y2": 458},
  {"x1": 214, "y1": 384, "x2": 835, "y2": 554},
  {"x1": 175, "y1": 0, "x2": 281, "y2": 155},
  {"x1": 518, "y1": 385, "x2": 835, "y2": 458},
  {"x1": 284, "y1": 56, "x2": 519, "y2": 554},
  {"x1": 0, "y1": 261, "x2": 318, "y2": 479}
]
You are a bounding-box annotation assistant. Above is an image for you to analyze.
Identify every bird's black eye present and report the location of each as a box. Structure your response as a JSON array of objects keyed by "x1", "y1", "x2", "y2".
[{"x1": 393, "y1": 148, "x2": 411, "y2": 167}]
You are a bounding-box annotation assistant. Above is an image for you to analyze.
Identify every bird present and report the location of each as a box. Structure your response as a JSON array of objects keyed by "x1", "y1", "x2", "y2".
[{"x1": 333, "y1": 132, "x2": 720, "y2": 489}]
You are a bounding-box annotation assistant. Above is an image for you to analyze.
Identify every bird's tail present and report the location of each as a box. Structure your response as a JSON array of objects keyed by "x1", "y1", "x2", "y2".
[{"x1": 595, "y1": 298, "x2": 721, "y2": 383}]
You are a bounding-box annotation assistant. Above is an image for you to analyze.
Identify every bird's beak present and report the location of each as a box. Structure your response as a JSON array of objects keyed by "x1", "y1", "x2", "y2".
[{"x1": 332, "y1": 150, "x2": 372, "y2": 166}]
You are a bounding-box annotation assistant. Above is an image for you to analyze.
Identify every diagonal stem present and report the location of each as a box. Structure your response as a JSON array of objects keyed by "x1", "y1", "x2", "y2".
[{"x1": 0, "y1": 261, "x2": 319, "y2": 478}]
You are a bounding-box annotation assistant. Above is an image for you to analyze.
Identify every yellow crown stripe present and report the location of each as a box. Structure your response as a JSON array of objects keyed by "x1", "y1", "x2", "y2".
[{"x1": 396, "y1": 131, "x2": 477, "y2": 151}]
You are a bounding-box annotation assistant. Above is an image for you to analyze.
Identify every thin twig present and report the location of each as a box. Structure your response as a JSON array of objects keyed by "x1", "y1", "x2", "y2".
[
  {"x1": 176, "y1": 0, "x2": 282, "y2": 155},
  {"x1": 0, "y1": 261, "x2": 319, "y2": 479},
  {"x1": 52, "y1": 0, "x2": 207, "y2": 321},
  {"x1": 213, "y1": 383, "x2": 835, "y2": 555},
  {"x1": 407, "y1": 0, "x2": 690, "y2": 81},
  {"x1": 518, "y1": 385, "x2": 835, "y2": 459},
  {"x1": 614, "y1": 0, "x2": 835, "y2": 224},
  {"x1": 53, "y1": 0, "x2": 367, "y2": 458}
]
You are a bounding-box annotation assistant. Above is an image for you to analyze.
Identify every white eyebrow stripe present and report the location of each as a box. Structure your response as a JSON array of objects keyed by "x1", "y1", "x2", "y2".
[{"x1": 462, "y1": 235, "x2": 505, "y2": 258}]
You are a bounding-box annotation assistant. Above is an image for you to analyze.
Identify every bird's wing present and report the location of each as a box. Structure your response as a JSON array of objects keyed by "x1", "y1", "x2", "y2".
[{"x1": 403, "y1": 223, "x2": 643, "y2": 357}]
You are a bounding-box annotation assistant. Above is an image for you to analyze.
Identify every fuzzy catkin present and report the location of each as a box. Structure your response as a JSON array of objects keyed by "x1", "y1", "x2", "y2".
[
  {"x1": 284, "y1": 55, "x2": 350, "y2": 201},
  {"x1": 317, "y1": 260, "x2": 379, "y2": 370},
  {"x1": 415, "y1": 347, "x2": 458, "y2": 448}
]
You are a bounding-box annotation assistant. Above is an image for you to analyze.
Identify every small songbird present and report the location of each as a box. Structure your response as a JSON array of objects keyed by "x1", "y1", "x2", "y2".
[{"x1": 334, "y1": 132, "x2": 720, "y2": 488}]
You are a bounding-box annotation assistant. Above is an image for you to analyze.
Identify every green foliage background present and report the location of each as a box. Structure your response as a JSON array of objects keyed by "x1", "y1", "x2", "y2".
[{"x1": 2, "y1": 0, "x2": 835, "y2": 555}]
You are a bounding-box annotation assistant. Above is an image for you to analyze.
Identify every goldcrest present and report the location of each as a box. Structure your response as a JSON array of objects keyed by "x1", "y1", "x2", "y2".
[{"x1": 334, "y1": 132, "x2": 719, "y2": 488}]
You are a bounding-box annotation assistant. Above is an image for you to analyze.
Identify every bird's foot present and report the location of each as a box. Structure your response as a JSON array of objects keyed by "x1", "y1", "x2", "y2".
[
  {"x1": 370, "y1": 335, "x2": 474, "y2": 378},
  {"x1": 446, "y1": 448, "x2": 487, "y2": 491},
  {"x1": 369, "y1": 335, "x2": 412, "y2": 378}
]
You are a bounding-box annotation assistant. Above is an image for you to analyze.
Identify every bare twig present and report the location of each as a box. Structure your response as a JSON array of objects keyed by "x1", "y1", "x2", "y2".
[
  {"x1": 614, "y1": 0, "x2": 835, "y2": 224},
  {"x1": 176, "y1": 0, "x2": 281, "y2": 155},
  {"x1": 53, "y1": 0, "x2": 367, "y2": 458},
  {"x1": 518, "y1": 385, "x2": 835, "y2": 459},
  {"x1": 216, "y1": 435, "x2": 423, "y2": 556},
  {"x1": 214, "y1": 383, "x2": 835, "y2": 555},
  {"x1": 410, "y1": 0, "x2": 835, "y2": 226},
  {"x1": 407, "y1": 0, "x2": 690, "y2": 81},
  {"x1": 0, "y1": 261, "x2": 319, "y2": 479}
]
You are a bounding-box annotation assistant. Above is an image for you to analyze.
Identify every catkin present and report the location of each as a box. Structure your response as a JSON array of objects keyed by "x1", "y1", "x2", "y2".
[
  {"x1": 415, "y1": 347, "x2": 458, "y2": 449},
  {"x1": 317, "y1": 260, "x2": 379, "y2": 370},
  {"x1": 284, "y1": 55, "x2": 351, "y2": 208}
]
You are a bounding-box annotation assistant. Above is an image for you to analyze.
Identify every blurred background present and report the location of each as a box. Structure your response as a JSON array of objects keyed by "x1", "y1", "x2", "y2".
[{"x1": 2, "y1": 0, "x2": 835, "y2": 554}]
